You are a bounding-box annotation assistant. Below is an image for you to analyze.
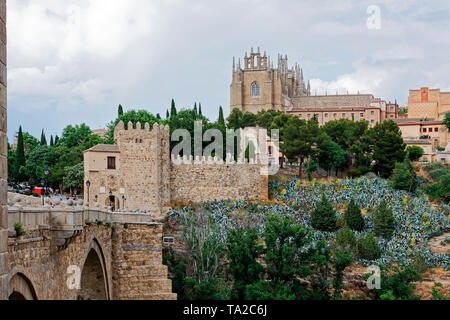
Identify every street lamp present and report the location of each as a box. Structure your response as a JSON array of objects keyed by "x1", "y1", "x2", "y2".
[
  {"x1": 40, "y1": 179, "x2": 45, "y2": 206},
  {"x1": 86, "y1": 180, "x2": 91, "y2": 205},
  {"x1": 122, "y1": 195, "x2": 127, "y2": 210},
  {"x1": 44, "y1": 167, "x2": 50, "y2": 205}
]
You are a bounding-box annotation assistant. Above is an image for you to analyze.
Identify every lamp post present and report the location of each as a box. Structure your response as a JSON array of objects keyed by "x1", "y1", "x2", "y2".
[
  {"x1": 86, "y1": 180, "x2": 91, "y2": 205},
  {"x1": 40, "y1": 179, "x2": 45, "y2": 206},
  {"x1": 122, "y1": 195, "x2": 127, "y2": 211},
  {"x1": 44, "y1": 167, "x2": 50, "y2": 205}
]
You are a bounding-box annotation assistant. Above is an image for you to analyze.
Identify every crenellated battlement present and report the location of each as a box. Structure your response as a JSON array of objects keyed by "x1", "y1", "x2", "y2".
[{"x1": 171, "y1": 154, "x2": 262, "y2": 166}]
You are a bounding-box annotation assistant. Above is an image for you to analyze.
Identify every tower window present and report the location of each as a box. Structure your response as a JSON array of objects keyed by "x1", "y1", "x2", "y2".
[
  {"x1": 251, "y1": 82, "x2": 260, "y2": 97},
  {"x1": 107, "y1": 157, "x2": 116, "y2": 170}
]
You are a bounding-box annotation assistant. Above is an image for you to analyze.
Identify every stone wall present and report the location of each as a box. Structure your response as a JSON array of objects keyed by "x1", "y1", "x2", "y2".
[
  {"x1": 112, "y1": 223, "x2": 176, "y2": 300},
  {"x1": 0, "y1": 0, "x2": 7, "y2": 300},
  {"x1": 170, "y1": 160, "x2": 268, "y2": 203}
]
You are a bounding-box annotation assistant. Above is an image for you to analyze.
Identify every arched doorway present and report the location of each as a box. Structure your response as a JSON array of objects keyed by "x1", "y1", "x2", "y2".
[
  {"x1": 78, "y1": 241, "x2": 109, "y2": 300},
  {"x1": 8, "y1": 273, "x2": 38, "y2": 300},
  {"x1": 105, "y1": 195, "x2": 116, "y2": 211}
]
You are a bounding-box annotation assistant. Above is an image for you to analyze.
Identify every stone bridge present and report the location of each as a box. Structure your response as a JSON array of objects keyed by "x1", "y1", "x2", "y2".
[{"x1": 1, "y1": 197, "x2": 176, "y2": 300}]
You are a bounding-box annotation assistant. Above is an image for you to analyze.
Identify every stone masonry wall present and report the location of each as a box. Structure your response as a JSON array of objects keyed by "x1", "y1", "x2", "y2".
[
  {"x1": 112, "y1": 223, "x2": 176, "y2": 300},
  {"x1": 0, "y1": 0, "x2": 7, "y2": 300},
  {"x1": 170, "y1": 160, "x2": 269, "y2": 203}
]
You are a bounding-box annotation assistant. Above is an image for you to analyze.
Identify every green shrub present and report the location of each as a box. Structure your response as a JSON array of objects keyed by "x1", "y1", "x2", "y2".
[
  {"x1": 344, "y1": 199, "x2": 365, "y2": 232},
  {"x1": 14, "y1": 222, "x2": 26, "y2": 237},
  {"x1": 373, "y1": 200, "x2": 395, "y2": 239},
  {"x1": 406, "y1": 145, "x2": 424, "y2": 162},
  {"x1": 424, "y1": 162, "x2": 446, "y2": 172},
  {"x1": 335, "y1": 226, "x2": 357, "y2": 254},
  {"x1": 431, "y1": 282, "x2": 450, "y2": 300},
  {"x1": 428, "y1": 168, "x2": 449, "y2": 181},
  {"x1": 408, "y1": 252, "x2": 428, "y2": 274},
  {"x1": 357, "y1": 233, "x2": 381, "y2": 260},
  {"x1": 373, "y1": 266, "x2": 421, "y2": 300},
  {"x1": 311, "y1": 194, "x2": 337, "y2": 232}
]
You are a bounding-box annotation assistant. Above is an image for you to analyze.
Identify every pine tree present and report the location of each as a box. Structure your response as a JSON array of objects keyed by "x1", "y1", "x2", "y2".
[
  {"x1": 357, "y1": 233, "x2": 381, "y2": 260},
  {"x1": 171, "y1": 99, "x2": 177, "y2": 117},
  {"x1": 15, "y1": 126, "x2": 26, "y2": 182},
  {"x1": 345, "y1": 199, "x2": 365, "y2": 232},
  {"x1": 218, "y1": 106, "x2": 225, "y2": 127},
  {"x1": 199, "y1": 103, "x2": 203, "y2": 116},
  {"x1": 40, "y1": 129, "x2": 47, "y2": 146},
  {"x1": 50, "y1": 135, "x2": 54, "y2": 147},
  {"x1": 373, "y1": 200, "x2": 395, "y2": 239},
  {"x1": 118, "y1": 104, "x2": 124, "y2": 117},
  {"x1": 311, "y1": 194, "x2": 337, "y2": 232},
  {"x1": 335, "y1": 225, "x2": 357, "y2": 254}
]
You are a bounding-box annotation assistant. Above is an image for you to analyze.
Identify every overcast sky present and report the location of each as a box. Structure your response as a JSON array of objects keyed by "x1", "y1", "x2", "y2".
[{"x1": 7, "y1": 0, "x2": 450, "y2": 142}]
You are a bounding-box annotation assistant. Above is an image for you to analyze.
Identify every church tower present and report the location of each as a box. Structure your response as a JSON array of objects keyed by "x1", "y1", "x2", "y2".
[{"x1": 230, "y1": 48, "x2": 310, "y2": 114}]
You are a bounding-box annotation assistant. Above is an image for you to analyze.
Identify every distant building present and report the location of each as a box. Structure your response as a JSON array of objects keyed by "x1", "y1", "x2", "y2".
[
  {"x1": 395, "y1": 88, "x2": 450, "y2": 162},
  {"x1": 92, "y1": 128, "x2": 107, "y2": 139},
  {"x1": 404, "y1": 139, "x2": 435, "y2": 163},
  {"x1": 230, "y1": 48, "x2": 398, "y2": 127}
]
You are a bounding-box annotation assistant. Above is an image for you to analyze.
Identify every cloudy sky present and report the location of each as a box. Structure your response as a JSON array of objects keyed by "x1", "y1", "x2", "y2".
[{"x1": 7, "y1": 0, "x2": 450, "y2": 142}]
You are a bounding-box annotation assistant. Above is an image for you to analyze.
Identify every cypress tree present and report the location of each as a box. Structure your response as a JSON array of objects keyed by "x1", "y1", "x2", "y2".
[
  {"x1": 166, "y1": 110, "x2": 170, "y2": 119},
  {"x1": 311, "y1": 194, "x2": 337, "y2": 232},
  {"x1": 194, "y1": 103, "x2": 198, "y2": 115},
  {"x1": 218, "y1": 106, "x2": 225, "y2": 127},
  {"x1": 55, "y1": 135, "x2": 60, "y2": 145},
  {"x1": 345, "y1": 199, "x2": 365, "y2": 232},
  {"x1": 40, "y1": 129, "x2": 47, "y2": 146},
  {"x1": 373, "y1": 200, "x2": 395, "y2": 239},
  {"x1": 171, "y1": 99, "x2": 177, "y2": 117},
  {"x1": 118, "y1": 104, "x2": 124, "y2": 117},
  {"x1": 50, "y1": 135, "x2": 54, "y2": 147},
  {"x1": 156, "y1": 113, "x2": 161, "y2": 120},
  {"x1": 15, "y1": 126, "x2": 26, "y2": 182},
  {"x1": 199, "y1": 103, "x2": 202, "y2": 116}
]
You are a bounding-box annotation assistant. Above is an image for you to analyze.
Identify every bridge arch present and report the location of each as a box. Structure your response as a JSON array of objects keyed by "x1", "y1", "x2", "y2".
[
  {"x1": 78, "y1": 238, "x2": 110, "y2": 300},
  {"x1": 8, "y1": 272, "x2": 38, "y2": 300}
]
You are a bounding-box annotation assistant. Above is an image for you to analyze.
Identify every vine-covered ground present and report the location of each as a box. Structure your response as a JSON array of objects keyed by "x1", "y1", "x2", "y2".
[{"x1": 168, "y1": 177, "x2": 450, "y2": 270}]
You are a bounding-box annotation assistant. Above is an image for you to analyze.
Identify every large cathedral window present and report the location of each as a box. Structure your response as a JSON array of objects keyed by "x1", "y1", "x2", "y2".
[{"x1": 251, "y1": 82, "x2": 260, "y2": 97}]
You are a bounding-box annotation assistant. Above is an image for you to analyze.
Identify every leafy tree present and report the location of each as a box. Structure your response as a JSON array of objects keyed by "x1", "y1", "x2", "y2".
[
  {"x1": 105, "y1": 110, "x2": 161, "y2": 144},
  {"x1": 444, "y1": 112, "x2": 450, "y2": 131},
  {"x1": 344, "y1": 199, "x2": 365, "y2": 232},
  {"x1": 40, "y1": 129, "x2": 47, "y2": 146},
  {"x1": 373, "y1": 200, "x2": 396, "y2": 239},
  {"x1": 118, "y1": 104, "x2": 124, "y2": 117},
  {"x1": 318, "y1": 139, "x2": 347, "y2": 176},
  {"x1": 264, "y1": 214, "x2": 332, "y2": 300},
  {"x1": 365, "y1": 120, "x2": 406, "y2": 178},
  {"x1": 59, "y1": 124, "x2": 92, "y2": 148},
  {"x1": 392, "y1": 158, "x2": 418, "y2": 192},
  {"x1": 63, "y1": 162, "x2": 84, "y2": 193},
  {"x1": 311, "y1": 194, "x2": 337, "y2": 232},
  {"x1": 241, "y1": 112, "x2": 257, "y2": 128},
  {"x1": 406, "y1": 145, "x2": 424, "y2": 162},
  {"x1": 424, "y1": 173, "x2": 450, "y2": 203},
  {"x1": 226, "y1": 228, "x2": 264, "y2": 300},
  {"x1": 163, "y1": 247, "x2": 188, "y2": 300},
  {"x1": 333, "y1": 250, "x2": 354, "y2": 299},
  {"x1": 14, "y1": 126, "x2": 26, "y2": 182},
  {"x1": 227, "y1": 108, "x2": 243, "y2": 129},
  {"x1": 25, "y1": 145, "x2": 50, "y2": 184},
  {"x1": 373, "y1": 266, "x2": 421, "y2": 300},
  {"x1": 54, "y1": 135, "x2": 60, "y2": 145},
  {"x1": 357, "y1": 233, "x2": 381, "y2": 260},
  {"x1": 171, "y1": 99, "x2": 177, "y2": 117}
]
